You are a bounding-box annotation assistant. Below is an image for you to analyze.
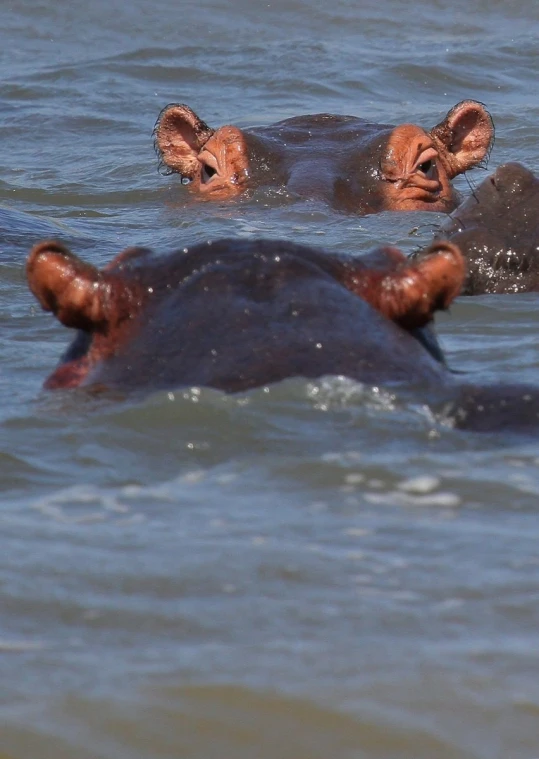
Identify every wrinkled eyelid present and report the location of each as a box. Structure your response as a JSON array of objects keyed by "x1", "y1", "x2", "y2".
[
  {"x1": 199, "y1": 151, "x2": 219, "y2": 183},
  {"x1": 415, "y1": 146, "x2": 438, "y2": 170},
  {"x1": 199, "y1": 150, "x2": 218, "y2": 169}
]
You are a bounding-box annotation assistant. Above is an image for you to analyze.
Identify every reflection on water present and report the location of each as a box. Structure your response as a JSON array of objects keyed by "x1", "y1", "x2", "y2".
[{"x1": 1, "y1": 0, "x2": 539, "y2": 756}]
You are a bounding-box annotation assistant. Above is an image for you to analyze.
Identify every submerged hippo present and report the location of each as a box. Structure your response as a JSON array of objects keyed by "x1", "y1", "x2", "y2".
[
  {"x1": 28, "y1": 237, "x2": 463, "y2": 393},
  {"x1": 438, "y1": 162, "x2": 539, "y2": 294},
  {"x1": 27, "y1": 237, "x2": 539, "y2": 432},
  {"x1": 154, "y1": 100, "x2": 494, "y2": 214}
]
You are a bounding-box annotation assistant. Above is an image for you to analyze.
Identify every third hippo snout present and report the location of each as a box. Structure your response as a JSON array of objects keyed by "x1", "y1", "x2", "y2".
[{"x1": 439, "y1": 162, "x2": 539, "y2": 295}]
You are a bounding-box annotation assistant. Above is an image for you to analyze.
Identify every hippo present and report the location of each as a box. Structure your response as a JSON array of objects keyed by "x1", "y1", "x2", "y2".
[
  {"x1": 27, "y1": 237, "x2": 463, "y2": 393},
  {"x1": 153, "y1": 100, "x2": 494, "y2": 215},
  {"x1": 27, "y1": 237, "x2": 539, "y2": 432},
  {"x1": 437, "y1": 162, "x2": 539, "y2": 295}
]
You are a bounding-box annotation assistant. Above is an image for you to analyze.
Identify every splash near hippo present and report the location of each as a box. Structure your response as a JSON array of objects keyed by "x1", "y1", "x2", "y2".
[{"x1": 154, "y1": 101, "x2": 494, "y2": 214}]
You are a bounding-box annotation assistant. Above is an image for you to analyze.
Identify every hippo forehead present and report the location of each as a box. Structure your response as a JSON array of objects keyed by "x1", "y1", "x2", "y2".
[
  {"x1": 243, "y1": 116, "x2": 399, "y2": 210},
  {"x1": 254, "y1": 113, "x2": 393, "y2": 140},
  {"x1": 248, "y1": 114, "x2": 395, "y2": 159}
]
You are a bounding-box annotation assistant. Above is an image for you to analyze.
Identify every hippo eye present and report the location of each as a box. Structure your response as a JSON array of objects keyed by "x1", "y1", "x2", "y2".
[
  {"x1": 199, "y1": 147, "x2": 221, "y2": 186},
  {"x1": 414, "y1": 146, "x2": 438, "y2": 180},
  {"x1": 201, "y1": 163, "x2": 217, "y2": 183},
  {"x1": 418, "y1": 159, "x2": 434, "y2": 176}
]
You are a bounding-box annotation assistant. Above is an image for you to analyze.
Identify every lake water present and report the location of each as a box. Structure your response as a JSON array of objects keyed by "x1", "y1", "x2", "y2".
[{"x1": 1, "y1": 1, "x2": 539, "y2": 757}]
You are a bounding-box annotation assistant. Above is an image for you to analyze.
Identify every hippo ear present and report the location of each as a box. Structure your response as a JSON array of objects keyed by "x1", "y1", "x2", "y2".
[
  {"x1": 153, "y1": 103, "x2": 215, "y2": 177},
  {"x1": 353, "y1": 242, "x2": 465, "y2": 329},
  {"x1": 430, "y1": 100, "x2": 494, "y2": 177},
  {"x1": 27, "y1": 241, "x2": 109, "y2": 332}
]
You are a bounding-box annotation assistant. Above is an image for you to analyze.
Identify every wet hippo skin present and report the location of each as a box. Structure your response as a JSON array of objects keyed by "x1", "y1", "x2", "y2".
[
  {"x1": 27, "y1": 237, "x2": 539, "y2": 432},
  {"x1": 154, "y1": 101, "x2": 494, "y2": 214},
  {"x1": 438, "y1": 162, "x2": 539, "y2": 294},
  {"x1": 27, "y1": 238, "x2": 464, "y2": 393}
]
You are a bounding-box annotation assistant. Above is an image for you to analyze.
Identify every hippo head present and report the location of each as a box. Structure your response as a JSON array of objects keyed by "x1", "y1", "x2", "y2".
[
  {"x1": 27, "y1": 238, "x2": 464, "y2": 393},
  {"x1": 440, "y1": 162, "x2": 539, "y2": 294},
  {"x1": 154, "y1": 101, "x2": 494, "y2": 214}
]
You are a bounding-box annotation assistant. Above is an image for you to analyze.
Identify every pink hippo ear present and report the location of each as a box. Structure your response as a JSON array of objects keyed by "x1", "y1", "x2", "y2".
[
  {"x1": 153, "y1": 103, "x2": 215, "y2": 177},
  {"x1": 347, "y1": 241, "x2": 465, "y2": 329},
  {"x1": 27, "y1": 241, "x2": 110, "y2": 332},
  {"x1": 430, "y1": 100, "x2": 494, "y2": 178}
]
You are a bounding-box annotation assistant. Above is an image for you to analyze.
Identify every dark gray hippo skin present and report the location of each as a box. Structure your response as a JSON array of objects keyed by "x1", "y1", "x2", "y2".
[
  {"x1": 439, "y1": 162, "x2": 539, "y2": 294},
  {"x1": 26, "y1": 237, "x2": 539, "y2": 432},
  {"x1": 154, "y1": 101, "x2": 494, "y2": 215},
  {"x1": 27, "y1": 238, "x2": 462, "y2": 392}
]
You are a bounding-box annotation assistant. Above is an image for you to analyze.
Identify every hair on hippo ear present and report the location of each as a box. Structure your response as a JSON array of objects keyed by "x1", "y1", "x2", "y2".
[
  {"x1": 430, "y1": 100, "x2": 494, "y2": 177},
  {"x1": 153, "y1": 103, "x2": 215, "y2": 177},
  {"x1": 27, "y1": 241, "x2": 110, "y2": 332},
  {"x1": 350, "y1": 241, "x2": 465, "y2": 329}
]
